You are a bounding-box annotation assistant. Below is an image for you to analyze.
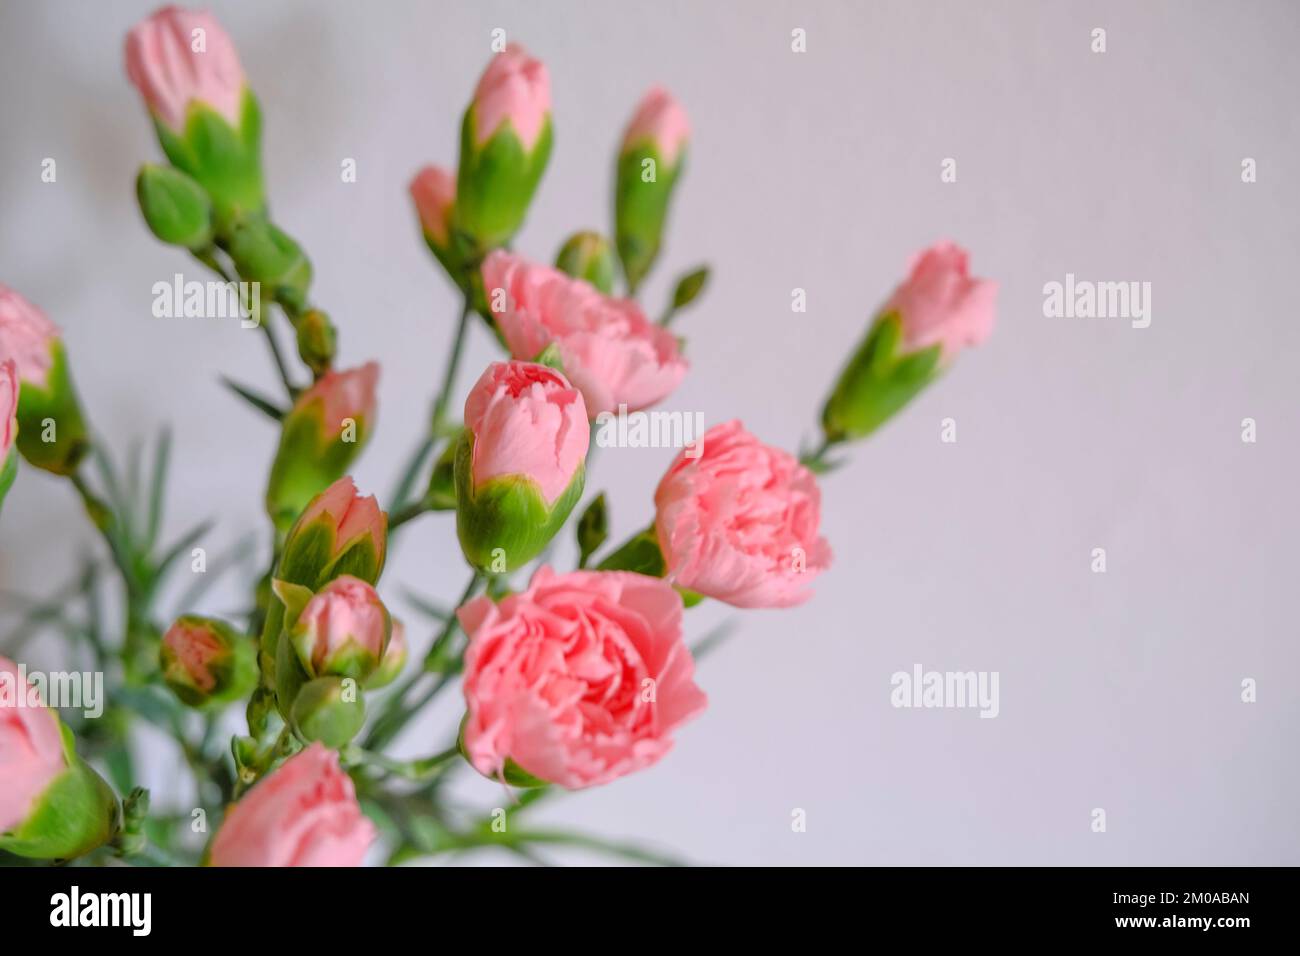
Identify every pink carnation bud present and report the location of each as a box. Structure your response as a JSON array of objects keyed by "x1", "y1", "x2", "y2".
[
  {"x1": 883, "y1": 240, "x2": 997, "y2": 361},
  {"x1": 293, "y1": 475, "x2": 386, "y2": 563},
  {"x1": 209, "y1": 742, "x2": 375, "y2": 866},
  {"x1": 0, "y1": 656, "x2": 68, "y2": 833},
  {"x1": 481, "y1": 251, "x2": 687, "y2": 417},
  {"x1": 471, "y1": 43, "x2": 550, "y2": 150},
  {"x1": 464, "y1": 361, "x2": 589, "y2": 506},
  {"x1": 622, "y1": 86, "x2": 690, "y2": 167},
  {"x1": 124, "y1": 5, "x2": 246, "y2": 132},
  {"x1": 162, "y1": 618, "x2": 224, "y2": 693},
  {"x1": 0, "y1": 359, "x2": 17, "y2": 460},
  {"x1": 293, "y1": 575, "x2": 390, "y2": 680},
  {"x1": 299, "y1": 362, "x2": 379, "y2": 438},
  {"x1": 0, "y1": 285, "x2": 61, "y2": 390},
  {"x1": 409, "y1": 165, "x2": 456, "y2": 248},
  {"x1": 655, "y1": 420, "x2": 832, "y2": 608},
  {"x1": 458, "y1": 567, "x2": 707, "y2": 790}
]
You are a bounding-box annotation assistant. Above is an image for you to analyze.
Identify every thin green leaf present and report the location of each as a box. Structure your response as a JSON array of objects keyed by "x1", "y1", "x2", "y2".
[
  {"x1": 690, "y1": 619, "x2": 738, "y2": 661},
  {"x1": 220, "y1": 376, "x2": 286, "y2": 422},
  {"x1": 400, "y1": 588, "x2": 451, "y2": 622},
  {"x1": 388, "y1": 436, "x2": 434, "y2": 512},
  {"x1": 145, "y1": 428, "x2": 172, "y2": 551}
]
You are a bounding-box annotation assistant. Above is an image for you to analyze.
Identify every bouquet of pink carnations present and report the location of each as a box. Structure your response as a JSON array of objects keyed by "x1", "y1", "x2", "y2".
[{"x1": 0, "y1": 5, "x2": 995, "y2": 867}]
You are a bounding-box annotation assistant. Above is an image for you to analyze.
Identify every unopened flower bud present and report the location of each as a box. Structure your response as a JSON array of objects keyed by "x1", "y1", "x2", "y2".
[
  {"x1": 615, "y1": 87, "x2": 690, "y2": 293},
  {"x1": 160, "y1": 615, "x2": 257, "y2": 708},
  {"x1": 136, "y1": 163, "x2": 214, "y2": 250},
  {"x1": 455, "y1": 361, "x2": 588, "y2": 572},
  {"x1": 455, "y1": 45, "x2": 552, "y2": 250},
  {"x1": 289, "y1": 575, "x2": 391, "y2": 682},
  {"x1": 0, "y1": 285, "x2": 89, "y2": 476},
  {"x1": 365, "y1": 619, "x2": 407, "y2": 689},
  {"x1": 226, "y1": 219, "x2": 313, "y2": 315},
  {"x1": 555, "y1": 231, "x2": 617, "y2": 295},
  {"x1": 295, "y1": 309, "x2": 337, "y2": 378}
]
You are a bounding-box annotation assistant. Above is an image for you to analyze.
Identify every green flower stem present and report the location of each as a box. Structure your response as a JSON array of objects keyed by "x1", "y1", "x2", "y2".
[
  {"x1": 364, "y1": 571, "x2": 482, "y2": 750},
  {"x1": 431, "y1": 294, "x2": 474, "y2": 435},
  {"x1": 344, "y1": 743, "x2": 460, "y2": 781}
]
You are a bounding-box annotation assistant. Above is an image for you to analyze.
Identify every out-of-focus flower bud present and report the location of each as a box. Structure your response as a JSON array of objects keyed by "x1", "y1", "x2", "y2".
[
  {"x1": 209, "y1": 742, "x2": 374, "y2": 866},
  {"x1": 365, "y1": 619, "x2": 406, "y2": 689},
  {"x1": 124, "y1": 6, "x2": 263, "y2": 231},
  {"x1": 555, "y1": 231, "x2": 617, "y2": 295},
  {"x1": 290, "y1": 676, "x2": 366, "y2": 749},
  {"x1": 614, "y1": 87, "x2": 690, "y2": 293},
  {"x1": 160, "y1": 615, "x2": 258, "y2": 708},
  {"x1": 226, "y1": 219, "x2": 313, "y2": 315},
  {"x1": 136, "y1": 163, "x2": 215, "y2": 250},
  {"x1": 294, "y1": 309, "x2": 337, "y2": 378},
  {"x1": 0, "y1": 360, "x2": 17, "y2": 513},
  {"x1": 410, "y1": 165, "x2": 464, "y2": 279},
  {"x1": 455, "y1": 45, "x2": 552, "y2": 250},
  {"x1": 288, "y1": 576, "x2": 391, "y2": 682},
  {"x1": 821, "y1": 240, "x2": 997, "y2": 443},
  {"x1": 454, "y1": 361, "x2": 588, "y2": 573},
  {"x1": 265, "y1": 363, "x2": 379, "y2": 531},
  {"x1": 0, "y1": 657, "x2": 120, "y2": 861},
  {"x1": 0, "y1": 285, "x2": 89, "y2": 476}
]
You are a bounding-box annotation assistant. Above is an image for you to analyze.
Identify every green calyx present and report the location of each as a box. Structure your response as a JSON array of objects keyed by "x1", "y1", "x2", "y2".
[
  {"x1": 820, "y1": 312, "x2": 943, "y2": 443},
  {"x1": 453, "y1": 430, "x2": 584, "y2": 574},
  {"x1": 291, "y1": 676, "x2": 366, "y2": 749},
  {"x1": 597, "y1": 525, "x2": 703, "y2": 607},
  {"x1": 136, "y1": 164, "x2": 215, "y2": 250},
  {"x1": 0, "y1": 723, "x2": 119, "y2": 861},
  {"x1": 15, "y1": 341, "x2": 89, "y2": 476},
  {"x1": 455, "y1": 109, "x2": 553, "y2": 251},
  {"x1": 0, "y1": 448, "x2": 16, "y2": 515},
  {"x1": 152, "y1": 90, "x2": 264, "y2": 235},
  {"x1": 614, "y1": 143, "x2": 684, "y2": 294}
]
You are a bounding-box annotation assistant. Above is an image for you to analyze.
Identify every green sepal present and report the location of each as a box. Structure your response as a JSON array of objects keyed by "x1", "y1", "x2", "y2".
[
  {"x1": 454, "y1": 430, "x2": 584, "y2": 574},
  {"x1": 455, "y1": 110, "x2": 553, "y2": 250},
  {"x1": 555, "y1": 231, "x2": 617, "y2": 294},
  {"x1": 532, "y1": 342, "x2": 565, "y2": 373},
  {"x1": 0, "y1": 447, "x2": 16, "y2": 515},
  {"x1": 291, "y1": 676, "x2": 366, "y2": 749},
  {"x1": 596, "y1": 524, "x2": 703, "y2": 606},
  {"x1": 614, "y1": 143, "x2": 684, "y2": 294},
  {"x1": 270, "y1": 579, "x2": 315, "y2": 631},
  {"x1": 670, "y1": 265, "x2": 710, "y2": 312},
  {"x1": 152, "y1": 90, "x2": 264, "y2": 236},
  {"x1": 820, "y1": 312, "x2": 943, "y2": 443},
  {"x1": 14, "y1": 340, "x2": 89, "y2": 476},
  {"x1": 226, "y1": 218, "x2": 313, "y2": 315},
  {"x1": 0, "y1": 723, "x2": 119, "y2": 861}
]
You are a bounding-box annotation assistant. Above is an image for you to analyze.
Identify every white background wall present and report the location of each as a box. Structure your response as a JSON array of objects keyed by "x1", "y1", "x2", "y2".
[{"x1": 2, "y1": 0, "x2": 1297, "y2": 864}]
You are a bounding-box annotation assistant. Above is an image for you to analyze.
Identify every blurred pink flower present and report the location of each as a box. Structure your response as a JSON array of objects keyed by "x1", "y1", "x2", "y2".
[
  {"x1": 0, "y1": 656, "x2": 68, "y2": 833},
  {"x1": 884, "y1": 240, "x2": 997, "y2": 360},
  {"x1": 481, "y1": 251, "x2": 687, "y2": 416},
  {"x1": 409, "y1": 165, "x2": 456, "y2": 247},
  {"x1": 209, "y1": 742, "x2": 374, "y2": 866},
  {"x1": 0, "y1": 285, "x2": 60, "y2": 389},
  {"x1": 471, "y1": 43, "x2": 550, "y2": 149},
  {"x1": 124, "y1": 5, "x2": 246, "y2": 131},
  {"x1": 622, "y1": 86, "x2": 690, "y2": 166},
  {"x1": 655, "y1": 420, "x2": 832, "y2": 608}
]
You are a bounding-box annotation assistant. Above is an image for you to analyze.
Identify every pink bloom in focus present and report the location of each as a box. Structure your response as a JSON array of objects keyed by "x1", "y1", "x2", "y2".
[
  {"x1": 0, "y1": 657, "x2": 68, "y2": 833},
  {"x1": 297, "y1": 476, "x2": 386, "y2": 559},
  {"x1": 0, "y1": 285, "x2": 61, "y2": 389},
  {"x1": 655, "y1": 420, "x2": 832, "y2": 609},
  {"x1": 298, "y1": 362, "x2": 379, "y2": 437},
  {"x1": 622, "y1": 86, "x2": 690, "y2": 166},
  {"x1": 294, "y1": 575, "x2": 389, "y2": 678},
  {"x1": 409, "y1": 165, "x2": 456, "y2": 247},
  {"x1": 458, "y1": 567, "x2": 707, "y2": 790},
  {"x1": 481, "y1": 251, "x2": 687, "y2": 417},
  {"x1": 209, "y1": 742, "x2": 374, "y2": 867},
  {"x1": 161, "y1": 619, "x2": 223, "y2": 692},
  {"x1": 1, "y1": 360, "x2": 17, "y2": 459},
  {"x1": 883, "y1": 240, "x2": 997, "y2": 360},
  {"x1": 124, "y1": 5, "x2": 246, "y2": 132},
  {"x1": 464, "y1": 361, "x2": 588, "y2": 505},
  {"x1": 471, "y1": 43, "x2": 550, "y2": 149}
]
